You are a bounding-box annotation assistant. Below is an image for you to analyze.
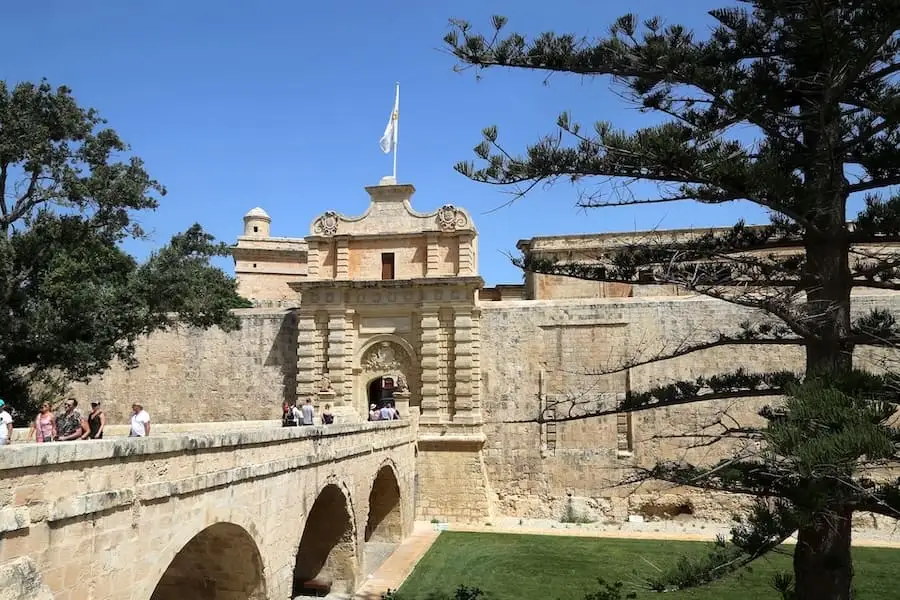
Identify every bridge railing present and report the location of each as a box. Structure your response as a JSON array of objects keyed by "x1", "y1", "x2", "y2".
[
  {"x1": 0, "y1": 420, "x2": 411, "y2": 537},
  {"x1": 8, "y1": 418, "x2": 282, "y2": 443}
]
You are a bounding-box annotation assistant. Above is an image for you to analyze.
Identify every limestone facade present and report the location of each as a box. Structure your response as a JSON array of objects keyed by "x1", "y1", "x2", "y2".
[
  {"x1": 69, "y1": 177, "x2": 900, "y2": 524},
  {"x1": 0, "y1": 421, "x2": 415, "y2": 600}
]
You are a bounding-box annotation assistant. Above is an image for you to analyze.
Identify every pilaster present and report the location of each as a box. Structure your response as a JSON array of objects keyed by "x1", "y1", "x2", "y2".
[
  {"x1": 307, "y1": 241, "x2": 320, "y2": 280},
  {"x1": 450, "y1": 307, "x2": 477, "y2": 423},
  {"x1": 425, "y1": 233, "x2": 439, "y2": 277},
  {"x1": 458, "y1": 233, "x2": 475, "y2": 276},
  {"x1": 295, "y1": 310, "x2": 318, "y2": 402},
  {"x1": 419, "y1": 308, "x2": 442, "y2": 424},
  {"x1": 325, "y1": 310, "x2": 348, "y2": 405},
  {"x1": 335, "y1": 236, "x2": 350, "y2": 280}
]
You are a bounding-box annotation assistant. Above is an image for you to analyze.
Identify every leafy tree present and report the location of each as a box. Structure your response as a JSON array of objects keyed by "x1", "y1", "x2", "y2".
[
  {"x1": 0, "y1": 80, "x2": 250, "y2": 420},
  {"x1": 445, "y1": 3, "x2": 900, "y2": 600}
]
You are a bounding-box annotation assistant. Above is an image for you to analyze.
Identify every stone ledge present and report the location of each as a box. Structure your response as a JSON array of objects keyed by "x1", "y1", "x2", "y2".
[
  {"x1": 0, "y1": 506, "x2": 30, "y2": 534},
  {"x1": 49, "y1": 489, "x2": 135, "y2": 522},
  {"x1": 0, "y1": 421, "x2": 409, "y2": 472},
  {"x1": 137, "y1": 436, "x2": 410, "y2": 502},
  {"x1": 418, "y1": 434, "x2": 487, "y2": 446}
]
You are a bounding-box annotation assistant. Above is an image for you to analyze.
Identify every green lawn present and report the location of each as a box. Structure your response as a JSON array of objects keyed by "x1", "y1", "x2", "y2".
[{"x1": 397, "y1": 532, "x2": 900, "y2": 600}]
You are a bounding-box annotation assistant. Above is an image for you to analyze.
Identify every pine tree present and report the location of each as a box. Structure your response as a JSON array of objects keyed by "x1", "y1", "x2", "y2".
[{"x1": 444, "y1": 3, "x2": 900, "y2": 599}]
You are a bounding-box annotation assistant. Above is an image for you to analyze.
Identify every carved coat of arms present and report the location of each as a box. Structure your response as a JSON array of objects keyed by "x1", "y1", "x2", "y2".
[
  {"x1": 363, "y1": 342, "x2": 403, "y2": 372},
  {"x1": 436, "y1": 205, "x2": 468, "y2": 232},
  {"x1": 313, "y1": 211, "x2": 340, "y2": 236}
]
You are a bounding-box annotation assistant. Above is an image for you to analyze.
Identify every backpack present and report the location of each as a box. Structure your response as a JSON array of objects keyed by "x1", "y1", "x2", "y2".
[{"x1": 282, "y1": 407, "x2": 299, "y2": 427}]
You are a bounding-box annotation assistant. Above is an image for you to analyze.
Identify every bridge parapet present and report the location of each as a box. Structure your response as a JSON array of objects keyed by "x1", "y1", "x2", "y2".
[{"x1": 0, "y1": 421, "x2": 414, "y2": 600}]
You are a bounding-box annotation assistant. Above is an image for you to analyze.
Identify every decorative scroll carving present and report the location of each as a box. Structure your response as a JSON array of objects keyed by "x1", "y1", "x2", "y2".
[
  {"x1": 362, "y1": 341, "x2": 410, "y2": 375},
  {"x1": 436, "y1": 204, "x2": 468, "y2": 232},
  {"x1": 313, "y1": 211, "x2": 340, "y2": 236},
  {"x1": 396, "y1": 373, "x2": 408, "y2": 392},
  {"x1": 318, "y1": 374, "x2": 333, "y2": 392}
]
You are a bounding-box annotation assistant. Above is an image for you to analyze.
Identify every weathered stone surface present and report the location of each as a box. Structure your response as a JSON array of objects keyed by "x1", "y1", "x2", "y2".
[
  {"x1": 1, "y1": 422, "x2": 415, "y2": 600},
  {"x1": 0, "y1": 507, "x2": 29, "y2": 534},
  {"x1": 0, "y1": 558, "x2": 53, "y2": 600}
]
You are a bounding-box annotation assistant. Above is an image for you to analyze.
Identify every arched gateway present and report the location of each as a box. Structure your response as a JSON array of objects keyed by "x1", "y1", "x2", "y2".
[{"x1": 289, "y1": 177, "x2": 485, "y2": 426}]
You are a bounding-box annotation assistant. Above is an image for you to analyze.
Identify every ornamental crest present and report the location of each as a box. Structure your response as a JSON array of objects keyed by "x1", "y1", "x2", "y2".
[
  {"x1": 436, "y1": 204, "x2": 468, "y2": 232},
  {"x1": 313, "y1": 211, "x2": 340, "y2": 236},
  {"x1": 362, "y1": 341, "x2": 408, "y2": 373}
]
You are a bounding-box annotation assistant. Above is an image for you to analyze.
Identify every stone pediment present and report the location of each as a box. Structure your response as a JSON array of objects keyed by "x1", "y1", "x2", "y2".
[{"x1": 309, "y1": 181, "x2": 476, "y2": 238}]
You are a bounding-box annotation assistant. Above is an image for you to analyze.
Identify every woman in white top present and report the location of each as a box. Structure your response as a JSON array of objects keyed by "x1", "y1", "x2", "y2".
[{"x1": 130, "y1": 403, "x2": 151, "y2": 437}]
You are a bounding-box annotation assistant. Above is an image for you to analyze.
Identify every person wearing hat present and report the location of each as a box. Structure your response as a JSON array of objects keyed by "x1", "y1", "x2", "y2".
[
  {"x1": 80, "y1": 400, "x2": 106, "y2": 440},
  {"x1": 0, "y1": 399, "x2": 12, "y2": 445},
  {"x1": 368, "y1": 404, "x2": 380, "y2": 422},
  {"x1": 129, "y1": 402, "x2": 151, "y2": 437}
]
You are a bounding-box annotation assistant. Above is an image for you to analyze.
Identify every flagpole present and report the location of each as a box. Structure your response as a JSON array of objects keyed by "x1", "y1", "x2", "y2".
[{"x1": 392, "y1": 82, "x2": 399, "y2": 181}]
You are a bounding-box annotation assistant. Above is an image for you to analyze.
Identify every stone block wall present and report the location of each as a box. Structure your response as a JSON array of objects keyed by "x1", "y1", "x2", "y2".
[
  {"x1": 0, "y1": 421, "x2": 415, "y2": 600},
  {"x1": 479, "y1": 294, "x2": 900, "y2": 521},
  {"x1": 70, "y1": 309, "x2": 298, "y2": 424}
]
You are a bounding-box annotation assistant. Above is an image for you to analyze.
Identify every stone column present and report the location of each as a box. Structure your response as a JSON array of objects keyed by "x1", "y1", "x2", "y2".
[
  {"x1": 295, "y1": 310, "x2": 319, "y2": 403},
  {"x1": 419, "y1": 308, "x2": 442, "y2": 424},
  {"x1": 451, "y1": 307, "x2": 477, "y2": 424}
]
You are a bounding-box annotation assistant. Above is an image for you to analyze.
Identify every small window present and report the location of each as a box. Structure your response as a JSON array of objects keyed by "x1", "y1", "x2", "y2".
[
  {"x1": 381, "y1": 253, "x2": 395, "y2": 280},
  {"x1": 252, "y1": 263, "x2": 257, "y2": 268},
  {"x1": 253, "y1": 226, "x2": 259, "y2": 233}
]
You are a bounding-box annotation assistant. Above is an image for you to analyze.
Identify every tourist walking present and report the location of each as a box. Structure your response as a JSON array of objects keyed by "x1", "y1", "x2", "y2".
[
  {"x1": 282, "y1": 401, "x2": 301, "y2": 427},
  {"x1": 82, "y1": 401, "x2": 106, "y2": 439},
  {"x1": 322, "y1": 403, "x2": 334, "y2": 425},
  {"x1": 369, "y1": 404, "x2": 380, "y2": 421},
  {"x1": 0, "y1": 400, "x2": 12, "y2": 446},
  {"x1": 300, "y1": 398, "x2": 315, "y2": 426},
  {"x1": 130, "y1": 403, "x2": 151, "y2": 437},
  {"x1": 379, "y1": 403, "x2": 395, "y2": 421},
  {"x1": 56, "y1": 399, "x2": 88, "y2": 441},
  {"x1": 31, "y1": 402, "x2": 56, "y2": 443}
]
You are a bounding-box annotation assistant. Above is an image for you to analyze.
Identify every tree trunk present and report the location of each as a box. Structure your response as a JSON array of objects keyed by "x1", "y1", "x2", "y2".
[{"x1": 794, "y1": 509, "x2": 853, "y2": 600}]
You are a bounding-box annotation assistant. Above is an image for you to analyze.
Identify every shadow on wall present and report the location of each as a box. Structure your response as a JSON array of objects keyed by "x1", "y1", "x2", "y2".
[
  {"x1": 264, "y1": 311, "x2": 299, "y2": 404},
  {"x1": 293, "y1": 484, "x2": 358, "y2": 597},
  {"x1": 364, "y1": 465, "x2": 403, "y2": 576},
  {"x1": 150, "y1": 522, "x2": 266, "y2": 600}
]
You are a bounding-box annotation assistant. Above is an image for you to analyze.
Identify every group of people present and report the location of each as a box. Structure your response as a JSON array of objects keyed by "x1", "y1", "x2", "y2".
[
  {"x1": 0, "y1": 398, "x2": 152, "y2": 445},
  {"x1": 282, "y1": 399, "x2": 334, "y2": 427},
  {"x1": 369, "y1": 403, "x2": 400, "y2": 421}
]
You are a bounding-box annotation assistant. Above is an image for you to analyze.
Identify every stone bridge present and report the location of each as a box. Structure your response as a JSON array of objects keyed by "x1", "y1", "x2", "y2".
[{"x1": 0, "y1": 421, "x2": 416, "y2": 600}]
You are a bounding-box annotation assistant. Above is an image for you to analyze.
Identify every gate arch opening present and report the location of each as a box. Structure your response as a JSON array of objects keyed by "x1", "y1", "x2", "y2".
[
  {"x1": 150, "y1": 522, "x2": 266, "y2": 600},
  {"x1": 364, "y1": 465, "x2": 402, "y2": 575},
  {"x1": 293, "y1": 484, "x2": 358, "y2": 597}
]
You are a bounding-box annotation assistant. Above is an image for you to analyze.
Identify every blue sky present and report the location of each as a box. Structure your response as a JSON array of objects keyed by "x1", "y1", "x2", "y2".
[{"x1": 1, "y1": 0, "x2": 768, "y2": 286}]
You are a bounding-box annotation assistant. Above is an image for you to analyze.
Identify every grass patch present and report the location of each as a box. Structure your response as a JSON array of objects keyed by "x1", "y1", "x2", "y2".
[{"x1": 398, "y1": 532, "x2": 900, "y2": 600}]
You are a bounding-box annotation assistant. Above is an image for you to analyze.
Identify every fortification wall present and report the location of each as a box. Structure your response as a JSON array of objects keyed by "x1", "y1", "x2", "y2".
[
  {"x1": 70, "y1": 309, "x2": 297, "y2": 425},
  {"x1": 68, "y1": 292, "x2": 900, "y2": 523},
  {"x1": 478, "y1": 293, "x2": 900, "y2": 522}
]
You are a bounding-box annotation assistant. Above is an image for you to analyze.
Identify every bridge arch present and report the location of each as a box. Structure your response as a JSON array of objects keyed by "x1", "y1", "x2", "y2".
[
  {"x1": 149, "y1": 521, "x2": 266, "y2": 600},
  {"x1": 365, "y1": 461, "x2": 403, "y2": 543},
  {"x1": 293, "y1": 480, "x2": 359, "y2": 597}
]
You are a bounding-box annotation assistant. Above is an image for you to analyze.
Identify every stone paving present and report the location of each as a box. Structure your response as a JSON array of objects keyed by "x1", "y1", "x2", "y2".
[{"x1": 355, "y1": 522, "x2": 440, "y2": 599}]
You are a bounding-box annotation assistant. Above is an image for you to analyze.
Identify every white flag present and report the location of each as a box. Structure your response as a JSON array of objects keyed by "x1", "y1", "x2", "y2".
[{"x1": 379, "y1": 85, "x2": 399, "y2": 154}]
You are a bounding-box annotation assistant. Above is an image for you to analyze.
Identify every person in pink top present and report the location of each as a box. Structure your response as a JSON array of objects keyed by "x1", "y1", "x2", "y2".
[{"x1": 31, "y1": 402, "x2": 56, "y2": 443}]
